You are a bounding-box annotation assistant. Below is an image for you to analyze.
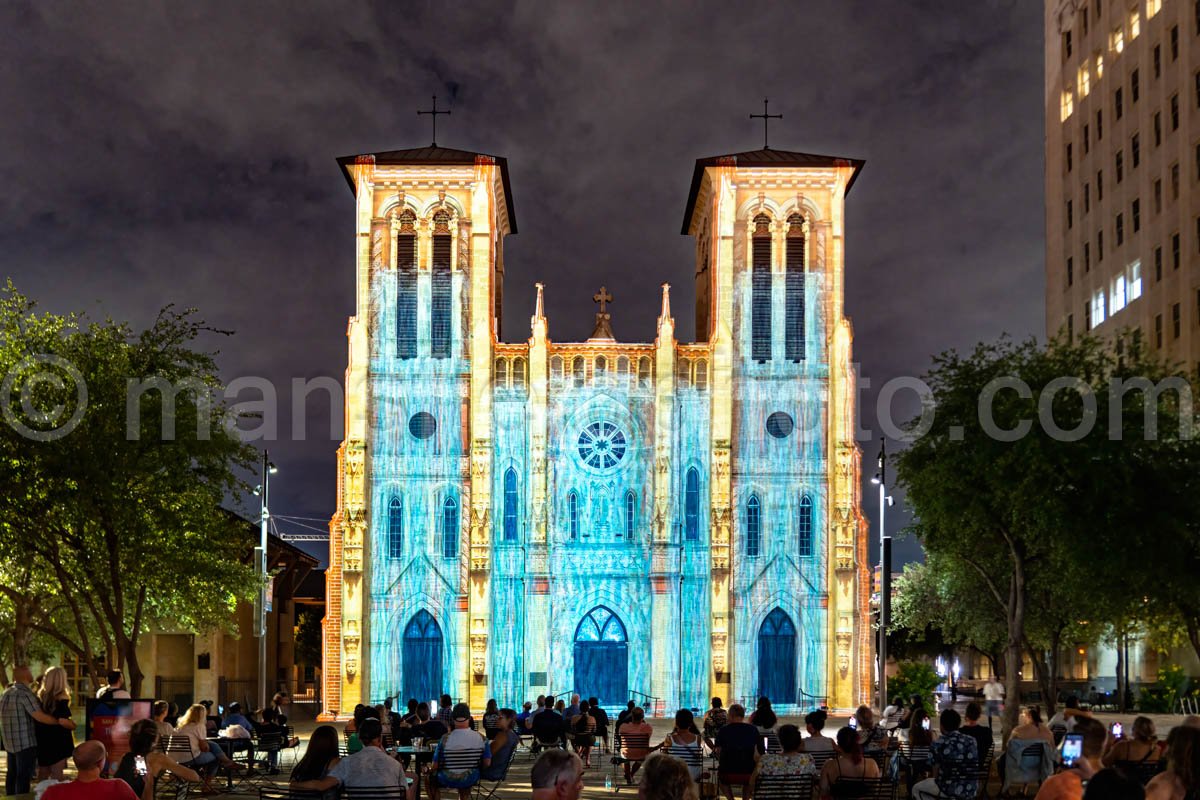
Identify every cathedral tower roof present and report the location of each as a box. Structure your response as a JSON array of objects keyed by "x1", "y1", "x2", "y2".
[
  {"x1": 336, "y1": 146, "x2": 517, "y2": 233},
  {"x1": 680, "y1": 148, "x2": 864, "y2": 234}
]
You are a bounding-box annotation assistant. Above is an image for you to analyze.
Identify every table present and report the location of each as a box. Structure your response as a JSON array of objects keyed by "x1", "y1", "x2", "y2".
[{"x1": 392, "y1": 745, "x2": 434, "y2": 798}]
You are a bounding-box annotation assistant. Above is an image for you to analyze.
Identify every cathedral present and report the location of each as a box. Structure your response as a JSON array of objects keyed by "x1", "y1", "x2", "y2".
[{"x1": 321, "y1": 140, "x2": 871, "y2": 717}]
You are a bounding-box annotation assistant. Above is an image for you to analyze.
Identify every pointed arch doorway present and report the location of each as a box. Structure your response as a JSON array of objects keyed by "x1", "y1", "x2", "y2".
[
  {"x1": 757, "y1": 608, "x2": 797, "y2": 704},
  {"x1": 402, "y1": 610, "x2": 442, "y2": 705},
  {"x1": 573, "y1": 606, "x2": 628, "y2": 706}
]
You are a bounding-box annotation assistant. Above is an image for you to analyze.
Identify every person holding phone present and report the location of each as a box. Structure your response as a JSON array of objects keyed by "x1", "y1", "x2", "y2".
[
  {"x1": 1102, "y1": 716, "x2": 1161, "y2": 769},
  {"x1": 1033, "y1": 717, "x2": 1106, "y2": 800},
  {"x1": 115, "y1": 719, "x2": 201, "y2": 800}
]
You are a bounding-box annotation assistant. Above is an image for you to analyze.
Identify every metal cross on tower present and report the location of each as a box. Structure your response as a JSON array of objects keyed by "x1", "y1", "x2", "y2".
[
  {"x1": 418, "y1": 95, "x2": 451, "y2": 147},
  {"x1": 592, "y1": 285, "x2": 613, "y2": 312},
  {"x1": 750, "y1": 97, "x2": 783, "y2": 150}
]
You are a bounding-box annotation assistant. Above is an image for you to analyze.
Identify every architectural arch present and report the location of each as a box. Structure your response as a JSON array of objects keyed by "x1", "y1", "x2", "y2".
[
  {"x1": 573, "y1": 605, "x2": 629, "y2": 706},
  {"x1": 402, "y1": 610, "x2": 443, "y2": 704},
  {"x1": 756, "y1": 608, "x2": 797, "y2": 705}
]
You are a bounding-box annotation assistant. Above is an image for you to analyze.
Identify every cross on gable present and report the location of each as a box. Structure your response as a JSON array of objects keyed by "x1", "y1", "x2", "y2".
[
  {"x1": 417, "y1": 95, "x2": 451, "y2": 147},
  {"x1": 593, "y1": 286, "x2": 613, "y2": 312},
  {"x1": 749, "y1": 97, "x2": 783, "y2": 150}
]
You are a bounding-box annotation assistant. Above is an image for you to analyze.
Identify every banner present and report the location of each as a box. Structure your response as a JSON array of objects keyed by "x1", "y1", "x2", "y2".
[{"x1": 85, "y1": 698, "x2": 154, "y2": 775}]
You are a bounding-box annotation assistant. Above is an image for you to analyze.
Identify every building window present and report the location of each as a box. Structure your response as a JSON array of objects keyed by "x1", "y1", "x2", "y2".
[
  {"x1": 1155, "y1": 111, "x2": 1162, "y2": 146},
  {"x1": 1062, "y1": 88, "x2": 1075, "y2": 121},
  {"x1": 1117, "y1": 213, "x2": 1124, "y2": 245},
  {"x1": 1132, "y1": 133, "x2": 1140, "y2": 167},
  {"x1": 1132, "y1": 69, "x2": 1140, "y2": 103},
  {"x1": 1133, "y1": 198, "x2": 1141, "y2": 232},
  {"x1": 1065, "y1": 30, "x2": 1074, "y2": 60},
  {"x1": 1116, "y1": 87, "x2": 1124, "y2": 119},
  {"x1": 1155, "y1": 179, "x2": 1163, "y2": 213},
  {"x1": 1093, "y1": 290, "x2": 1107, "y2": 327},
  {"x1": 624, "y1": 490, "x2": 636, "y2": 540},
  {"x1": 431, "y1": 211, "x2": 452, "y2": 359},
  {"x1": 1085, "y1": 182, "x2": 1092, "y2": 213},
  {"x1": 746, "y1": 495, "x2": 761, "y2": 557},
  {"x1": 1154, "y1": 43, "x2": 1162, "y2": 78},
  {"x1": 1173, "y1": 162, "x2": 1181, "y2": 198},
  {"x1": 1098, "y1": 170, "x2": 1104, "y2": 201},
  {"x1": 798, "y1": 495, "x2": 814, "y2": 557},
  {"x1": 1171, "y1": 25, "x2": 1179, "y2": 60},
  {"x1": 684, "y1": 467, "x2": 700, "y2": 541},
  {"x1": 785, "y1": 214, "x2": 806, "y2": 362},
  {"x1": 1084, "y1": 123, "x2": 1091, "y2": 154},
  {"x1": 388, "y1": 497, "x2": 403, "y2": 559},
  {"x1": 1173, "y1": 231, "x2": 1182, "y2": 268},
  {"x1": 397, "y1": 221, "x2": 418, "y2": 360},
  {"x1": 1111, "y1": 274, "x2": 1127, "y2": 313},
  {"x1": 442, "y1": 497, "x2": 458, "y2": 559},
  {"x1": 1196, "y1": 142, "x2": 1200, "y2": 181},
  {"x1": 1112, "y1": 25, "x2": 1125, "y2": 54},
  {"x1": 1172, "y1": 93, "x2": 1180, "y2": 130},
  {"x1": 1130, "y1": 259, "x2": 1143, "y2": 300},
  {"x1": 573, "y1": 356, "x2": 585, "y2": 387},
  {"x1": 1155, "y1": 245, "x2": 1163, "y2": 280},
  {"x1": 1196, "y1": 71, "x2": 1200, "y2": 108},
  {"x1": 1085, "y1": 241, "x2": 1092, "y2": 271},
  {"x1": 503, "y1": 467, "x2": 518, "y2": 541},
  {"x1": 1174, "y1": 303, "x2": 1182, "y2": 338},
  {"x1": 751, "y1": 214, "x2": 772, "y2": 362},
  {"x1": 1156, "y1": 313, "x2": 1164, "y2": 347},
  {"x1": 1067, "y1": 143, "x2": 1073, "y2": 173},
  {"x1": 1097, "y1": 109, "x2": 1104, "y2": 140},
  {"x1": 1099, "y1": 229, "x2": 1104, "y2": 262},
  {"x1": 1116, "y1": 150, "x2": 1124, "y2": 183},
  {"x1": 1086, "y1": 301, "x2": 1092, "y2": 331},
  {"x1": 1068, "y1": 257, "x2": 1074, "y2": 288},
  {"x1": 568, "y1": 490, "x2": 578, "y2": 541},
  {"x1": 1148, "y1": 0, "x2": 1161, "y2": 19},
  {"x1": 1130, "y1": 8, "x2": 1141, "y2": 40},
  {"x1": 1068, "y1": 313, "x2": 1074, "y2": 343},
  {"x1": 1068, "y1": 200, "x2": 1074, "y2": 229}
]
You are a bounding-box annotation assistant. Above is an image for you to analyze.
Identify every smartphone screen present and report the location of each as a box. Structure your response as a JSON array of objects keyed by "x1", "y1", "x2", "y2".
[
  {"x1": 922, "y1": 718, "x2": 931, "y2": 731},
  {"x1": 135, "y1": 755, "x2": 148, "y2": 776},
  {"x1": 762, "y1": 736, "x2": 769, "y2": 751},
  {"x1": 1111, "y1": 723, "x2": 1123, "y2": 737},
  {"x1": 849, "y1": 717, "x2": 858, "y2": 730},
  {"x1": 1062, "y1": 734, "x2": 1083, "y2": 767}
]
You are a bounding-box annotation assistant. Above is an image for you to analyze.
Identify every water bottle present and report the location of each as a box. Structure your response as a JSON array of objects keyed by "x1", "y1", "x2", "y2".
[{"x1": 605, "y1": 772, "x2": 614, "y2": 792}]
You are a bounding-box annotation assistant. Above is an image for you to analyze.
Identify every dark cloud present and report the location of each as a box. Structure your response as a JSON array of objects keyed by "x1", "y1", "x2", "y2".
[{"x1": 0, "y1": 0, "x2": 1044, "y2": 565}]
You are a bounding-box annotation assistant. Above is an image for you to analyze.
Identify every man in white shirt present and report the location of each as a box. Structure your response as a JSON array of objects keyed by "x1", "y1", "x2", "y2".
[
  {"x1": 96, "y1": 670, "x2": 132, "y2": 701},
  {"x1": 294, "y1": 718, "x2": 412, "y2": 798},
  {"x1": 982, "y1": 678, "x2": 1005, "y2": 730},
  {"x1": 431, "y1": 703, "x2": 489, "y2": 800}
]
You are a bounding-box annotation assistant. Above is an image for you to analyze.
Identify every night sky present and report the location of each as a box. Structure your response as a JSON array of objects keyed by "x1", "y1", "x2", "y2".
[{"x1": 0, "y1": 1, "x2": 1044, "y2": 566}]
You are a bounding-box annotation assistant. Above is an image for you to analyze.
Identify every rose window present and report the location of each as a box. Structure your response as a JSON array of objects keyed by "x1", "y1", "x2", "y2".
[{"x1": 576, "y1": 421, "x2": 627, "y2": 469}]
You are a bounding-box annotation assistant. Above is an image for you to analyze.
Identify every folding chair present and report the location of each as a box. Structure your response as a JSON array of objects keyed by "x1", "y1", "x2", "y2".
[
  {"x1": 433, "y1": 745, "x2": 486, "y2": 798},
  {"x1": 342, "y1": 788, "x2": 408, "y2": 799},
  {"x1": 754, "y1": 773, "x2": 813, "y2": 800},
  {"x1": 830, "y1": 776, "x2": 897, "y2": 799},
  {"x1": 154, "y1": 774, "x2": 192, "y2": 800},
  {"x1": 611, "y1": 731, "x2": 651, "y2": 791},
  {"x1": 1115, "y1": 757, "x2": 1166, "y2": 786},
  {"x1": 762, "y1": 730, "x2": 783, "y2": 754},
  {"x1": 975, "y1": 746, "x2": 994, "y2": 799},
  {"x1": 473, "y1": 744, "x2": 519, "y2": 800}
]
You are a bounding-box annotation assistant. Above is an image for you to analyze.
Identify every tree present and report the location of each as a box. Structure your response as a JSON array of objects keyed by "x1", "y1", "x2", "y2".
[
  {"x1": 896, "y1": 333, "x2": 1200, "y2": 735},
  {"x1": 0, "y1": 284, "x2": 260, "y2": 694}
]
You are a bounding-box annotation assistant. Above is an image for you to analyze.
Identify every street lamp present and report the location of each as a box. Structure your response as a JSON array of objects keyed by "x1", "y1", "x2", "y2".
[
  {"x1": 875, "y1": 438, "x2": 892, "y2": 712},
  {"x1": 255, "y1": 450, "x2": 278, "y2": 712}
]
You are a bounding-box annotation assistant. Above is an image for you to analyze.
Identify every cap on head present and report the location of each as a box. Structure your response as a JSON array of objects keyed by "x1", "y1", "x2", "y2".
[{"x1": 452, "y1": 702, "x2": 472, "y2": 721}]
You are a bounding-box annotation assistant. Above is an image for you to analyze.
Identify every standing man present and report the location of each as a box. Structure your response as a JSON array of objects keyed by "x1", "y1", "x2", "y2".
[
  {"x1": 96, "y1": 670, "x2": 131, "y2": 701},
  {"x1": 1, "y1": 665, "x2": 79, "y2": 795},
  {"x1": 983, "y1": 677, "x2": 1004, "y2": 730}
]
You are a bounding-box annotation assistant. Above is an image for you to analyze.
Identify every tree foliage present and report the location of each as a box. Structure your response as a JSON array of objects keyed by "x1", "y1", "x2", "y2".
[
  {"x1": 0, "y1": 283, "x2": 259, "y2": 693},
  {"x1": 895, "y1": 333, "x2": 1200, "y2": 735}
]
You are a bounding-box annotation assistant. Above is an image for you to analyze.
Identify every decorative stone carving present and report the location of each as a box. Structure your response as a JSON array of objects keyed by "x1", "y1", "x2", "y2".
[
  {"x1": 470, "y1": 618, "x2": 487, "y2": 676},
  {"x1": 836, "y1": 627, "x2": 853, "y2": 677},
  {"x1": 344, "y1": 620, "x2": 361, "y2": 678},
  {"x1": 345, "y1": 440, "x2": 365, "y2": 511}
]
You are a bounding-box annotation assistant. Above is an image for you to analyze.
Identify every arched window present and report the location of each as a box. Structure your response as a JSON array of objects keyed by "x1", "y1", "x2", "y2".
[
  {"x1": 798, "y1": 494, "x2": 813, "y2": 557},
  {"x1": 551, "y1": 355, "x2": 564, "y2": 379},
  {"x1": 624, "y1": 490, "x2": 636, "y2": 540},
  {"x1": 388, "y1": 496, "x2": 403, "y2": 558},
  {"x1": 685, "y1": 468, "x2": 700, "y2": 541},
  {"x1": 693, "y1": 358, "x2": 708, "y2": 391},
  {"x1": 573, "y1": 356, "x2": 586, "y2": 387},
  {"x1": 431, "y1": 210, "x2": 452, "y2": 359},
  {"x1": 494, "y1": 358, "x2": 510, "y2": 388},
  {"x1": 746, "y1": 494, "x2": 761, "y2": 557},
  {"x1": 503, "y1": 468, "x2": 518, "y2": 542},
  {"x1": 785, "y1": 213, "x2": 806, "y2": 362},
  {"x1": 595, "y1": 355, "x2": 607, "y2": 375},
  {"x1": 751, "y1": 214, "x2": 772, "y2": 362},
  {"x1": 638, "y1": 356, "x2": 652, "y2": 387},
  {"x1": 676, "y1": 358, "x2": 690, "y2": 388},
  {"x1": 512, "y1": 357, "x2": 527, "y2": 390},
  {"x1": 568, "y1": 490, "x2": 579, "y2": 540},
  {"x1": 396, "y1": 211, "x2": 418, "y2": 360},
  {"x1": 442, "y1": 496, "x2": 458, "y2": 559}
]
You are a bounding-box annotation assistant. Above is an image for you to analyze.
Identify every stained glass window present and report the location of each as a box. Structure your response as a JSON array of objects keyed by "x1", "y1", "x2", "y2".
[
  {"x1": 568, "y1": 490, "x2": 579, "y2": 540},
  {"x1": 431, "y1": 232, "x2": 451, "y2": 358},
  {"x1": 746, "y1": 495, "x2": 761, "y2": 557},
  {"x1": 624, "y1": 490, "x2": 635, "y2": 539},
  {"x1": 786, "y1": 214, "x2": 806, "y2": 362},
  {"x1": 685, "y1": 468, "x2": 700, "y2": 541},
  {"x1": 577, "y1": 421, "x2": 627, "y2": 470},
  {"x1": 798, "y1": 494, "x2": 813, "y2": 557},
  {"x1": 388, "y1": 496, "x2": 403, "y2": 558},
  {"x1": 503, "y1": 468, "x2": 518, "y2": 541},
  {"x1": 397, "y1": 233, "x2": 417, "y2": 359},
  {"x1": 442, "y1": 496, "x2": 458, "y2": 558}
]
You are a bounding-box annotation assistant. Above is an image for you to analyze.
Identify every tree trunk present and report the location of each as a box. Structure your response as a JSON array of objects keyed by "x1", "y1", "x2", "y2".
[
  {"x1": 1046, "y1": 629, "x2": 1061, "y2": 718},
  {"x1": 1029, "y1": 646, "x2": 1053, "y2": 718},
  {"x1": 1116, "y1": 633, "x2": 1126, "y2": 713},
  {"x1": 1003, "y1": 563, "x2": 1027, "y2": 740}
]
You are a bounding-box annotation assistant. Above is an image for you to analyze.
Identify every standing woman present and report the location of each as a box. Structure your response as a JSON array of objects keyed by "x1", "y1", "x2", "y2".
[{"x1": 35, "y1": 666, "x2": 74, "y2": 781}]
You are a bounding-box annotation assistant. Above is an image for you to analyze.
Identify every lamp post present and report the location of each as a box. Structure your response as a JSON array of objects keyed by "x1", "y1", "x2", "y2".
[
  {"x1": 255, "y1": 450, "x2": 278, "y2": 712},
  {"x1": 871, "y1": 438, "x2": 893, "y2": 711}
]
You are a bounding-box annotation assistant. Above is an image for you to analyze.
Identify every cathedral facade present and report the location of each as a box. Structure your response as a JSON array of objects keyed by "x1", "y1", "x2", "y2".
[{"x1": 322, "y1": 144, "x2": 871, "y2": 716}]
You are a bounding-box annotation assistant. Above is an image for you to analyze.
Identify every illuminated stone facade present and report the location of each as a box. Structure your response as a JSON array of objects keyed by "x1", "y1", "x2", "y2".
[{"x1": 322, "y1": 145, "x2": 871, "y2": 716}]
